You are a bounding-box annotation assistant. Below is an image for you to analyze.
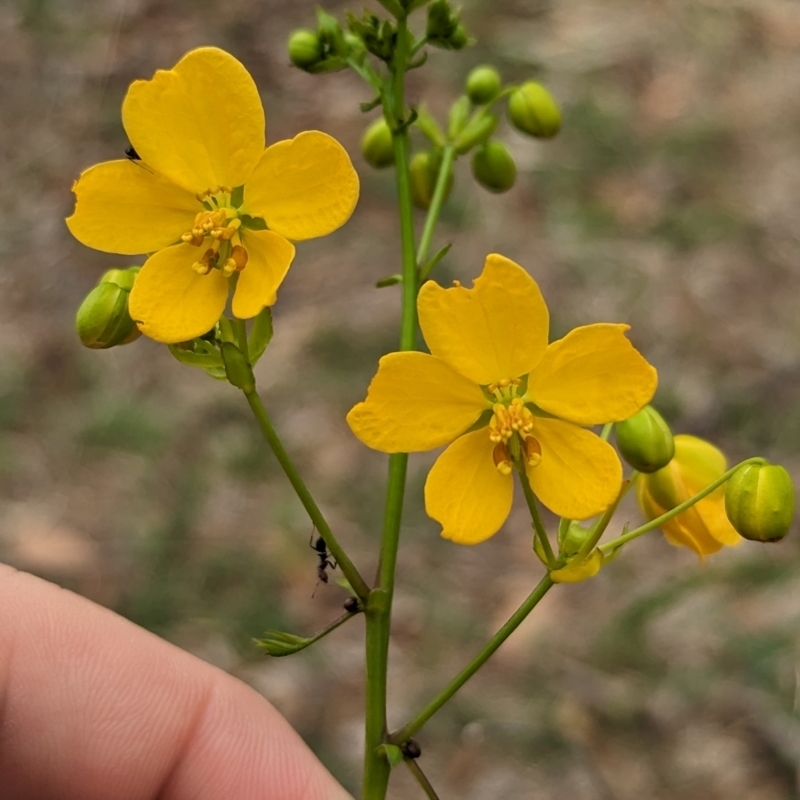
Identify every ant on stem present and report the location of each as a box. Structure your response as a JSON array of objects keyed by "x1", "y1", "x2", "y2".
[{"x1": 310, "y1": 529, "x2": 337, "y2": 596}]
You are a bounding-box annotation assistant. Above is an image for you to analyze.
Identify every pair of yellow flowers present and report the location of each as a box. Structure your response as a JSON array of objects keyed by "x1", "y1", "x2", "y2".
[{"x1": 68, "y1": 47, "x2": 738, "y2": 554}]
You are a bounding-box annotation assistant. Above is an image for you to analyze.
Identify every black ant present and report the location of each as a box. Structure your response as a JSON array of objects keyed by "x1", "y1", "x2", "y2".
[
  {"x1": 125, "y1": 145, "x2": 140, "y2": 161},
  {"x1": 310, "y1": 531, "x2": 337, "y2": 595}
]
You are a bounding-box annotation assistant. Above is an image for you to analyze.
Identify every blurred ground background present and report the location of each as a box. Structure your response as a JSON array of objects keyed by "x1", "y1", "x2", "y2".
[{"x1": 2, "y1": 0, "x2": 800, "y2": 797}]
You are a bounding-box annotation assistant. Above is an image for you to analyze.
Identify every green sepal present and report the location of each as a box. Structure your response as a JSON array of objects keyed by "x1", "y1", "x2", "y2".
[
  {"x1": 376, "y1": 744, "x2": 405, "y2": 768},
  {"x1": 168, "y1": 342, "x2": 224, "y2": 370},
  {"x1": 230, "y1": 185, "x2": 245, "y2": 208},
  {"x1": 360, "y1": 96, "x2": 383, "y2": 113},
  {"x1": 221, "y1": 341, "x2": 255, "y2": 392},
  {"x1": 375, "y1": 0, "x2": 404, "y2": 16},
  {"x1": 317, "y1": 8, "x2": 348, "y2": 57},
  {"x1": 447, "y1": 95, "x2": 471, "y2": 138},
  {"x1": 419, "y1": 242, "x2": 451, "y2": 280},
  {"x1": 408, "y1": 50, "x2": 428, "y2": 70},
  {"x1": 239, "y1": 214, "x2": 268, "y2": 231},
  {"x1": 202, "y1": 366, "x2": 228, "y2": 381},
  {"x1": 253, "y1": 630, "x2": 313, "y2": 658},
  {"x1": 305, "y1": 55, "x2": 349, "y2": 74},
  {"x1": 248, "y1": 307, "x2": 274, "y2": 365},
  {"x1": 415, "y1": 104, "x2": 446, "y2": 148}
]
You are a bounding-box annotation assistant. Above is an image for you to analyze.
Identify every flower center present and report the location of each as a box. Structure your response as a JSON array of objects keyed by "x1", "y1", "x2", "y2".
[
  {"x1": 181, "y1": 187, "x2": 248, "y2": 278},
  {"x1": 486, "y1": 380, "x2": 542, "y2": 476}
]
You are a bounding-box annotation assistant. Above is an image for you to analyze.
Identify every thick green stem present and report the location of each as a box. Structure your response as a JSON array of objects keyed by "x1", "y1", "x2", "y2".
[
  {"x1": 243, "y1": 389, "x2": 370, "y2": 602},
  {"x1": 600, "y1": 457, "x2": 766, "y2": 553},
  {"x1": 363, "y1": 15, "x2": 418, "y2": 800},
  {"x1": 416, "y1": 144, "x2": 456, "y2": 273},
  {"x1": 390, "y1": 574, "x2": 554, "y2": 745}
]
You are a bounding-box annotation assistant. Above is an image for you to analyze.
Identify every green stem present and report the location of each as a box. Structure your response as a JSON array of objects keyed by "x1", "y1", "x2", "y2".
[
  {"x1": 573, "y1": 474, "x2": 635, "y2": 563},
  {"x1": 417, "y1": 144, "x2": 456, "y2": 275},
  {"x1": 518, "y1": 468, "x2": 557, "y2": 568},
  {"x1": 363, "y1": 15, "x2": 418, "y2": 800},
  {"x1": 600, "y1": 457, "x2": 766, "y2": 553},
  {"x1": 390, "y1": 574, "x2": 554, "y2": 745},
  {"x1": 242, "y1": 389, "x2": 370, "y2": 602},
  {"x1": 404, "y1": 759, "x2": 441, "y2": 800}
]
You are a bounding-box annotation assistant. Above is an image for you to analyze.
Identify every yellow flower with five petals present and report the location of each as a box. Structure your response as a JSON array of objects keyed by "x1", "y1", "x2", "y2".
[
  {"x1": 347, "y1": 254, "x2": 658, "y2": 545},
  {"x1": 637, "y1": 434, "x2": 741, "y2": 557},
  {"x1": 67, "y1": 47, "x2": 359, "y2": 344}
]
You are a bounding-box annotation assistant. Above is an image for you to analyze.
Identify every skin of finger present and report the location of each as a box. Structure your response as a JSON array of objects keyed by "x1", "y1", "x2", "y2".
[{"x1": 0, "y1": 564, "x2": 354, "y2": 800}]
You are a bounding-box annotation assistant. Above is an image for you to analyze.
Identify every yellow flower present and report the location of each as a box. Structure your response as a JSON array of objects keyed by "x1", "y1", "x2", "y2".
[
  {"x1": 347, "y1": 254, "x2": 658, "y2": 545},
  {"x1": 636, "y1": 434, "x2": 741, "y2": 557},
  {"x1": 66, "y1": 47, "x2": 359, "y2": 344}
]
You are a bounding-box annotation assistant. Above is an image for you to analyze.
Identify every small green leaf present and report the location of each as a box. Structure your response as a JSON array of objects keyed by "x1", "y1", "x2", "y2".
[
  {"x1": 419, "y1": 242, "x2": 451, "y2": 279},
  {"x1": 376, "y1": 274, "x2": 403, "y2": 288},
  {"x1": 253, "y1": 630, "x2": 314, "y2": 657},
  {"x1": 248, "y1": 307, "x2": 274, "y2": 364},
  {"x1": 239, "y1": 214, "x2": 268, "y2": 231},
  {"x1": 360, "y1": 96, "x2": 383, "y2": 113}
]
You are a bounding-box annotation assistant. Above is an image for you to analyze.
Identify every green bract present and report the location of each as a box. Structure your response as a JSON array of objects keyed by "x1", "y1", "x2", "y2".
[
  {"x1": 725, "y1": 463, "x2": 795, "y2": 542},
  {"x1": 615, "y1": 406, "x2": 675, "y2": 473}
]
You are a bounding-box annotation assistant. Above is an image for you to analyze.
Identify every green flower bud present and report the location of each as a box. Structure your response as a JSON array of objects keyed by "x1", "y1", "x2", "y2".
[
  {"x1": 508, "y1": 81, "x2": 561, "y2": 139},
  {"x1": 409, "y1": 151, "x2": 454, "y2": 210},
  {"x1": 454, "y1": 112, "x2": 498, "y2": 155},
  {"x1": 466, "y1": 65, "x2": 501, "y2": 104},
  {"x1": 558, "y1": 521, "x2": 591, "y2": 557},
  {"x1": 361, "y1": 118, "x2": 394, "y2": 169},
  {"x1": 287, "y1": 29, "x2": 323, "y2": 70},
  {"x1": 253, "y1": 630, "x2": 313, "y2": 657},
  {"x1": 75, "y1": 266, "x2": 141, "y2": 350},
  {"x1": 615, "y1": 406, "x2": 675, "y2": 473},
  {"x1": 725, "y1": 463, "x2": 795, "y2": 542},
  {"x1": 471, "y1": 140, "x2": 517, "y2": 193}
]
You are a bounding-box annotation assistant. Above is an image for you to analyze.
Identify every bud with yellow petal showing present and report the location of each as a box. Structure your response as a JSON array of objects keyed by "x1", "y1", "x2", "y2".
[
  {"x1": 76, "y1": 266, "x2": 141, "y2": 350},
  {"x1": 551, "y1": 549, "x2": 604, "y2": 583},
  {"x1": 471, "y1": 140, "x2": 517, "y2": 193},
  {"x1": 508, "y1": 81, "x2": 561, "y2": 139},
  {"x1": 725, "y1": 463, "x2": 795, "y2": 542},
  {"x1": 287, "y1": 29, "x2": 323, "y2": 70},
  {"x1": 465, "y1": 65, "x2": 501, "y2": 104},
  {"x1": 636, "y1": 435, "x2": 741, "y2": 557},
  {"x1": 409, "y1": 151, "x2": 454, "y2": 210},
  {"x1": 615, "y1": 405, "x2": 675, "y2": 474},
  {"x1": 361, "y1": 118, "x2": 395, "y2": 169}
]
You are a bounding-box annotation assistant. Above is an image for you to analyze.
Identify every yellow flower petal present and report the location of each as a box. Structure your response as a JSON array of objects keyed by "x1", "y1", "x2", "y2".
[
  {"x1": 418, "y1": 254, "x2": 550, "y2": 385},
  {"x1": 424, "y1": 429, "x2": 514, "y2": 545},
  {"x1": 128, "y1": 243, "x2": 229, "y2": 343},
  {"x1": 244, "y1": 131, "x2": 359, "y2": 241},
  {"x1": 527, "y1": 418, "x2": 622, "y2": 519},
  {"x1": 66, "y1": 160, "x2": 198, "y2": 255},
  {"x1": 122, "y1": 47, "x2": 265, "y2": 194},
  {"x1": 347, "y1": 352, "x2": 488, "y2": 453},
  {"x1": 526, "y1": 324, "x2": 657, "y2": 425},
  {"x1": 232, "y1": 231, "x2": 296, "y2": 319}
]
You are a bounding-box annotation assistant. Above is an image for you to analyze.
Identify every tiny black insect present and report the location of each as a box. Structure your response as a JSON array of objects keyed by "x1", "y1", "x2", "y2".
[
  {"x1": 125, "y1": 145, "x2": 140, "y2": 161},
  {"x1": 310, "y1": 532, "x2": 337, "y2": 595}
]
